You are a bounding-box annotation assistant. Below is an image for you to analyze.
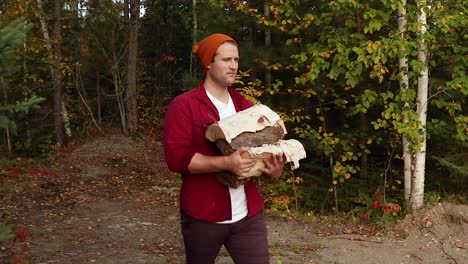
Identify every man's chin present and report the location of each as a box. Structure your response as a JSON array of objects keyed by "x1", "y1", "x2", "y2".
[{"x1": 226, "y1": 77, "x2": 236, "y2": 85}]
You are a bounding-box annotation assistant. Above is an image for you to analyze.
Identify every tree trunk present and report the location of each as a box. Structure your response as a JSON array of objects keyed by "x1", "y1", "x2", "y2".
[
  {"x1": 96, "y1": 71, "x2": 102, "y2": 127},
  {"x1": 355, "y1": 7, "x2": 369, "y2": 180},
  {"x1": 53, "y1": 0, "x2": 64, "y2": 148},
  {"x1": 2, "y1": 78, "x2": 12, "y2": 154},
  {"x1": 264, "y1": 0, "x2": 272, "y2": 90},
  {"x1": 126, "y1": 0, "x2": 140, "y2": 134},
  {"x1": 398, "y1": 0, "x2": 413, "y2": 202},
  {"x1": 71, "y1": 0, "x2": 79, "y2": 18},
  {"x1": 37, "y1": 0, "x2": 71, "y2": 138},
  {"x1": 410, "y1": 1, "x2": 429, "y2": 210},
  {"x1": 190, "y1": 0, "x2": 197, "y2": 77},
  {"x1": 73, "y1": 66, "x2": 102, "y2": 133},
  {"x1": 112, "y1": 62, "x2": 127, "y2": 135}
]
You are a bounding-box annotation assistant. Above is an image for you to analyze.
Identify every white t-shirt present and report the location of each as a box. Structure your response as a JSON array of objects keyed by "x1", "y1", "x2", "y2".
[{"x1": 206, "y1": 89, "x2": 248, "y2": 224}]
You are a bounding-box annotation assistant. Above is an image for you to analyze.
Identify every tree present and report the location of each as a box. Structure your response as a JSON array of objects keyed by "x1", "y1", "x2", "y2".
[
  {"x1": 85, "y1": 0, "x2": 131, "y2": 134},
  {"x1": 190, "y1": 0, "x2": 198, "y2": 77},
  {"x1": 0, "y1": 18, "x2": 45, "y2": 154},
  {"x1": 232, "y1": 0, "x2": 467, "y2": 212},
  {"x1": 125, "y1": 0, "x2": 140, "y2": 135},
  {"x1": 398, "y1": 0, "x2": 412, "y2": 202},
  {"x1": 409, "y1": 0, "x2": 429, "y2": 210},
  {"x1": 263, "y1": 0, "x2": 272, "y2": 90},
  {"x1": 53, "y1": 0, "x2": 64, "y2": 148},
  {"x1": 36, "y1": 0, "x2": 72, "y2": 139}
]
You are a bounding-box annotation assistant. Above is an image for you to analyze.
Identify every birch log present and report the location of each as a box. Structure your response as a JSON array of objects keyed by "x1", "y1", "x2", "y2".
[{"x1": 206, "y1": 104, "x2": 306, "y2": 187}]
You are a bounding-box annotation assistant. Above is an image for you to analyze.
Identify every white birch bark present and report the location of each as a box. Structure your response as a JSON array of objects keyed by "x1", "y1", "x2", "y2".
[
  {"x1": 398, "y1": 0, "x2": 413, "y2": 202},
  {"x1": 411, "y1": 1, "x2": 429, "y2": 210}
]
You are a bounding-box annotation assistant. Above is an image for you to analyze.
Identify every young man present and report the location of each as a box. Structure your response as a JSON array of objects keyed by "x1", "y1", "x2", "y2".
[{"x1": 163, "y1": 33, "x2": 285, "y2": 264}]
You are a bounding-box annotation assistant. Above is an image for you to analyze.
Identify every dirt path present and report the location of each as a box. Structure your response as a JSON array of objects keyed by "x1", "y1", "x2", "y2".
[{"x1": 1, "y1": 133, "x2": 466, "y2": 264}]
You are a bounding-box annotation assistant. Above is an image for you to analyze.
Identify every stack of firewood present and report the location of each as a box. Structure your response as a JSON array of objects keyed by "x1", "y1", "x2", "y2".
[{"x1": 205, "y1": 104, "x2": 306, "y2": 188}]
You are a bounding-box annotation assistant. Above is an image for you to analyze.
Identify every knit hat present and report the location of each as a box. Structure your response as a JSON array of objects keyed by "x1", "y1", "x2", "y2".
[{"x1": 192, "y1": 33, "x2": 237, "y2": 71}]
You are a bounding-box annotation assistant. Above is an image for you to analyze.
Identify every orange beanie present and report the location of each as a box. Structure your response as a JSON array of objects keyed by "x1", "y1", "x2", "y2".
[{"x1": 192, "y1": 33, "x2": 237, "y2": 71}]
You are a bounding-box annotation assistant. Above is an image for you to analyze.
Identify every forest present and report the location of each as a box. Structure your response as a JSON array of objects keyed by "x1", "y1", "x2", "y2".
[{"x1": 0, "y1": 0, "x2": 467, "y2": 262}]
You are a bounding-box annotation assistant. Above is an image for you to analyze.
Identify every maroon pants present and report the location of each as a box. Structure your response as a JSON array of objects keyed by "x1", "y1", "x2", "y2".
[{"x1": 180, "y1": 211, "x2": 269, "y2": 264}]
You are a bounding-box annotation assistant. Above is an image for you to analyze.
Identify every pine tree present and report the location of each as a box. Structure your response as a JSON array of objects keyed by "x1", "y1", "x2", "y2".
[{"x1": 0, "y1": 18, "x2": 44, "y2": 148}]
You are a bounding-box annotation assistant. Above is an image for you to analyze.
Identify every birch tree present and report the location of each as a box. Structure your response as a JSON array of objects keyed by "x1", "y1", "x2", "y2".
[
  {"x1": 397, "y1": 0, "x2": 412, "y2": 201},
  {"x1": 410, "y1": 0, "x2": 429, "y2": 210}
]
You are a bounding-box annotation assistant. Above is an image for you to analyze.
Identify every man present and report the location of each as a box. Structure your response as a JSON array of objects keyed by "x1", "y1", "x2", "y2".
[{"x1": 163, "y1": 33, "x2": 285, "y2": 264}]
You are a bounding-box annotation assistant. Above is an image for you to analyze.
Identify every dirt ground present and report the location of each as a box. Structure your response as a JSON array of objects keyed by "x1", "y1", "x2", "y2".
[{"x1": 1, "y1": 132, "x2": 467, "y2": 264}]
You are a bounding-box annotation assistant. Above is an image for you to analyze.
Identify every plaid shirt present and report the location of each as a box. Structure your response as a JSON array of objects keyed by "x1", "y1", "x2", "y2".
[{"x1": 163, "y1": 82, "x2": 264, "y2": 222}]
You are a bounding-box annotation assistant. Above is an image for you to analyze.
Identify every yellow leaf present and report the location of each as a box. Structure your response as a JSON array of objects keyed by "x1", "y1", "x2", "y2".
[
  {"x1": 332, "y1": 180, "x2": 338, "y2": 185},
  {"x1": 345, "y1": 173, "x2": 351, "y2": 179}
]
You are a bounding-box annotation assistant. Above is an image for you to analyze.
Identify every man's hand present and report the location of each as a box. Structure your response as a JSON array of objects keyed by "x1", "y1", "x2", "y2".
[
  {"x1": 260, "y1": 153, "x2": 286, "y2": 179},
  {"x1": 224, "y1": 147, "x2": 256, "y2": 178}
]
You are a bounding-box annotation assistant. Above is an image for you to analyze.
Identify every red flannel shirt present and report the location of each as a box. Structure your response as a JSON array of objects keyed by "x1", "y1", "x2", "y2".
[{"x1": 163, "y1": 82, "x2": 264, "y2": 222}]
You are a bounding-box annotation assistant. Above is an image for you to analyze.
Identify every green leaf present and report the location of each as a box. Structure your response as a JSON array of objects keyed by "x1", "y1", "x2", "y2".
[{"x1": 0, "y1": 115, "x2": 10, "y2": 129}]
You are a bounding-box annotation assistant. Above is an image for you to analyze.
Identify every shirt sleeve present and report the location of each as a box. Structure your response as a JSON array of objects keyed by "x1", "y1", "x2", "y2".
[{"x1": 163, "y1": 96, "x2": 196, "y2": 175}]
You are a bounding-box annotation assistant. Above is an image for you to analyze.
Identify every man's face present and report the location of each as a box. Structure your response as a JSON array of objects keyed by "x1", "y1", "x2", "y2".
[{"x1": 207, "y1": 42, "x2": 239, "y2": 87}]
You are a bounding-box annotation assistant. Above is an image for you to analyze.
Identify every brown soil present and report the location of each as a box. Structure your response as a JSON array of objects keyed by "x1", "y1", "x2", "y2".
[{"x1": 1, "y1": 132, "x2": 467, "y2": 264}]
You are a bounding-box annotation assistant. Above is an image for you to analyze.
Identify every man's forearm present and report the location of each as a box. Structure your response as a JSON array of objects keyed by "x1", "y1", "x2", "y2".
[{"x1": 188, "y1": 153, "x2": 229, "y2": 174}]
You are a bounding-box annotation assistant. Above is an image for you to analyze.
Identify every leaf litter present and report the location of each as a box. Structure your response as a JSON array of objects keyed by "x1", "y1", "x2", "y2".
[{"x1": 1, "y1": 132, "x2": 466, "y2": 263}]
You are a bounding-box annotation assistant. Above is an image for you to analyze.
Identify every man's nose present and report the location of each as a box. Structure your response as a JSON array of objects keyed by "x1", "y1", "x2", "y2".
[{"x1": 229, "y1": 59, "x2": 238, "y2": 68}]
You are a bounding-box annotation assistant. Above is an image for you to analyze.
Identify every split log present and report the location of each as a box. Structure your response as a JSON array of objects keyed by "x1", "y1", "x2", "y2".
[
  {"x1": 242, "y1": 139, "x2": 307, "y2": 178},
  {"x1": 206, "y1": 104, "x2": 287, "y2": 149},
  {"x1": 206, "y1": 104, "x2": 307, "y2": 188}
]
